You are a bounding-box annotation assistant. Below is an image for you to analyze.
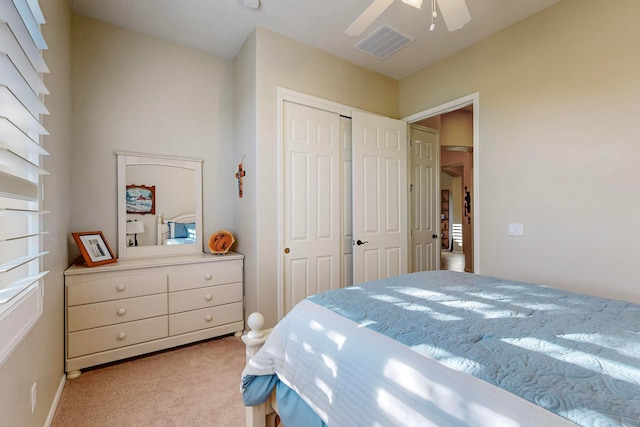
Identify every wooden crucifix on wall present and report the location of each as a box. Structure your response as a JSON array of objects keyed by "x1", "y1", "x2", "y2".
[{"x1": 235, "y1": 163, "x2": 246, "y2": 198}]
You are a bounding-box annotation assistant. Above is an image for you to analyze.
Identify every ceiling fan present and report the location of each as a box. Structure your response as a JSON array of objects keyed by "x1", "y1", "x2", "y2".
[{"x1": 345, "y1": 0, "x2": 471, "y2": 37}]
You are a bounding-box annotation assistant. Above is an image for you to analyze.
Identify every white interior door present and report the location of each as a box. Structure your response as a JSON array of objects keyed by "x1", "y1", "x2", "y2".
[
  {"x1": 352, "y1": 110, "x2": 408, "y2": 284},
  {"x1": 410, "y1": 125, "x2": 439, "y2": 272},
  {"x1": 283, "y1": 102, "x2": 342, "y2": 313}
]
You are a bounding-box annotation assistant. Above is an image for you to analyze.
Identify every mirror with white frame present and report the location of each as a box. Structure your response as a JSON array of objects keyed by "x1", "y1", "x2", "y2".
[{"x1": 116, "y1": 151, "x2": 203, "y2": 259}]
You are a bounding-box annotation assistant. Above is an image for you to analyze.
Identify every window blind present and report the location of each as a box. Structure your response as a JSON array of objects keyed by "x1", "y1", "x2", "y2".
[{"x1": 0, "y1": 0, "x2": 49, "y2": 365}]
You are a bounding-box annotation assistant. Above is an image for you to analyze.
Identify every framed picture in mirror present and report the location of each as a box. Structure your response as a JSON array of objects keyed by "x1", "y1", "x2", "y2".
[{"x1": 126, "y1": 184, "x2": 156, "y2": 214}]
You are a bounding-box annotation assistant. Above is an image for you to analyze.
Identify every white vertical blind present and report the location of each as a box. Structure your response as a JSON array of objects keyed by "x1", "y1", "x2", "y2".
[{"x1": 0, "y1": 0, "x2": 49, "y2": 365}]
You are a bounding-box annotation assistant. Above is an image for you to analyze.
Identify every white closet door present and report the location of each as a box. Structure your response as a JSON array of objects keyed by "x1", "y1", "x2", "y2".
[
  {"x1": 283, "y1": 102, "x2": 342, "y2": 313},
  {"x1": 352, "y1": 111, "x2": 408, "y2": 284},
  {"x1": 410, "y1": 125, "x2": 439, "y2": 272},
  {"x1": 340, "y1": 117, "x2": 354, "y2": 287}
]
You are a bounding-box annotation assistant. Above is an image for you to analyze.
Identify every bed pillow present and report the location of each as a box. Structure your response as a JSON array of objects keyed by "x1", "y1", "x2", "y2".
[
  {"x1": 168, "y1": 221, "x2": 188, "y2": 238},
  {"x1": 168, "y1": 221, "x2": 196, "y2": 239},
  {"x1": 185, "y1": 223, "x2": 196, "y2": 239}
]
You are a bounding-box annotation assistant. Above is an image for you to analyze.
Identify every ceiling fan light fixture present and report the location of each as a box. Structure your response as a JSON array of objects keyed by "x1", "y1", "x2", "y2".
[
  {"x1": 430, "y1": 0, "x2": 437, "y2": 30},
  {"x1": 346, "y1": 0, "x2": 470, "y2": 37},
  {"x1": 346, "y1": 0, "x2": 394, "y2": 37},
  {"x1": 438, "y1": 0, "x2": 471, "y2": 31},
  {"x1": 401, "y1": 0, "x2": 424, "y2": 9}
]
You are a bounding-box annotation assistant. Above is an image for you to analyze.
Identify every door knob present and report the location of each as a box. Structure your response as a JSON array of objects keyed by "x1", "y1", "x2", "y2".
[
  {"x1": 355, "y1": 240, "x2": 369, "y2": 246},
  {"x1": 432, "y1": 234, "x2": 438, "y2": 239}
]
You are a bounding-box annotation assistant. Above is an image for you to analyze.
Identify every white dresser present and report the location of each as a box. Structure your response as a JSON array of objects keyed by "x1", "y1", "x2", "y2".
[{"x1": 64, "y1": 252, "x2": 244, "y2": 378}]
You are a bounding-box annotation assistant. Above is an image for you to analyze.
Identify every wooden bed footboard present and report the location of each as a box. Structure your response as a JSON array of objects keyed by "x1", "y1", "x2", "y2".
[{"x1": 242, "y1": 312, "x2": 279, "y2": 427}]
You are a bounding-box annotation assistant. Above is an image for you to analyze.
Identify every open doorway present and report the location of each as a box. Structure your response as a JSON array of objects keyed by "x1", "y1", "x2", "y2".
[
  {"x1": 440, "y1": 160, "x2": 469, "y2": 272},
  {"x1": 405, "y1": 95, "x2": 477, "y2": 273}
]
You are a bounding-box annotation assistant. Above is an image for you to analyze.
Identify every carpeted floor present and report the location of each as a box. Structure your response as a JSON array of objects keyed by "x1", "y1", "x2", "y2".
[{"x1": 52, "y1": 335, "x2": 246, "y2": 426}]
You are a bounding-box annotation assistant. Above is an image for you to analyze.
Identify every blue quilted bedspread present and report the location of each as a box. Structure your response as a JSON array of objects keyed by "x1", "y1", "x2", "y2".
[{"x1": 309, "y1": 271, "x2": 640, "y2": 426}]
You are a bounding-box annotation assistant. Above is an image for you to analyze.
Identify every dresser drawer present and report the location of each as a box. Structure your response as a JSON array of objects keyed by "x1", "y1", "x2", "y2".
[
  {"x1": 67, "y1": 316, "x2": 168, "y2": 358},
  {"x1": 66, "y1": 271, "x2": 167, "y2": 306},
  {"x1": 67, "y1": 294, "x2": 168, "y2": 332},
  {"x1": 169, "y1": 282, "x2": 242, "y2": 314},
  {"x1": 168, "y1": 260, "x2": 242, "y2": 292},
  {"x1": 169, "y1": 302, "x2": 242, "y2": 336}
]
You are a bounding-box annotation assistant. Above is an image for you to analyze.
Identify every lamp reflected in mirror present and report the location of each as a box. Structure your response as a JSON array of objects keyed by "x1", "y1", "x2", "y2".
[{"x1": 126, "y1": 220, "x2": 145, "y2": 246}]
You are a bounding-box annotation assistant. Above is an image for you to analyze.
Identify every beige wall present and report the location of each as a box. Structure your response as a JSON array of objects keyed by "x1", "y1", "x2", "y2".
[
  {"x1": 243, "y1": 28, "x2": 399, "y2": 326},
  {"x1": 70, "y1": 15, "x2": 236, "y2": 257},
  {"x1": 232, "y1": 31, "x2": 258, "y2": 325},
  {"x1": 441, "y1": 110, "x2": 472, "y2": 148},
  {"x1": 255, "y1": 28, "x2": 399, "y2": 119},
  {"x1": 0, "y1": 0, "x2": 72, "y2": 425},
  {"x1": 400, "y1": 0, "x2": 640, "y2": 302}
]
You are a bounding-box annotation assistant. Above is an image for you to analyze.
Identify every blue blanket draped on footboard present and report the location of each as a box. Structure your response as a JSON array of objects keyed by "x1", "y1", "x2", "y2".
[{"x1": 242, "y1": 271, "x2": 640, "y2": 426}]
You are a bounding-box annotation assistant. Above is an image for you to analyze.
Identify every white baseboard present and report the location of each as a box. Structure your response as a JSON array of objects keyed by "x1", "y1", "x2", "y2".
[{"x1": 44, "y1": 374, "x2": 66, "y2": 427}]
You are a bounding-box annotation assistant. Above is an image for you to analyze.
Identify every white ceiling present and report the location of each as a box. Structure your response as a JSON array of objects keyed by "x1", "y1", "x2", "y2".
[{"x1": 69, "y1": 0, "x2": 561, "y2": 80}]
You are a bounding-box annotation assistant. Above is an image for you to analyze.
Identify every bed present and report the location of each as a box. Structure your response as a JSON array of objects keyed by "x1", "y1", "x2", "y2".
[
  {"x1": 241, "y1": 270, "x2": 640, "y2": 427},
  {"x1": 156, "y1": 213, "x2": 197, "y2": 245}
]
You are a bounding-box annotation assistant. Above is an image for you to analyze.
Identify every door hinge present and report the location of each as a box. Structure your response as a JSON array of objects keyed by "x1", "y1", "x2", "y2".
[{"x1": 410, "y1": 184, "x2": 413, "y2": 192}]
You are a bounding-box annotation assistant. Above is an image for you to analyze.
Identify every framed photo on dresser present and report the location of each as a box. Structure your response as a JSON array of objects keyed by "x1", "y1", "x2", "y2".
[{"x1": 72, "y1": 231, "x2": 116, "y2": 267}]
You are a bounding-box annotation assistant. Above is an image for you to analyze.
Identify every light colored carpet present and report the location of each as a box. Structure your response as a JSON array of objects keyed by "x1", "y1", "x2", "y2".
[{"x1": 52, "y1": 335, "x2": 246, "y2": 426}]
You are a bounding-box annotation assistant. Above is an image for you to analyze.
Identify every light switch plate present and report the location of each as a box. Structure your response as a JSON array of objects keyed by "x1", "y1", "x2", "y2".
[{"x1": 508, "y1": 223, "x2": 524, "y2": 236}]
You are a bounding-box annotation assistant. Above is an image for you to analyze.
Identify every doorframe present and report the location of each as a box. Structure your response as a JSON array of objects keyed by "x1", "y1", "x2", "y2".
[{"x1": 402, "y1": 92, "x2": 480, "y2": 274}]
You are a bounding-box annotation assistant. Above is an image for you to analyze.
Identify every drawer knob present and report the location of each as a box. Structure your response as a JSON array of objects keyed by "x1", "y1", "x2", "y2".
[
  {"x1": 118, "y1": 332, "x2": 126, "y2": 340},
  {"x1": 205, "y1": 315, "x2": 213, "y2": 322},
  {"x1": 117, "y1": 308, "x2": 127, "y2": 316},
  {"x1": 204, "y1": 273, "x2": 212, "y2": 280},
  {"x1": 117, "y1": 284, "x2": 126, "y2": 292},
  {"x1": 205, "y1": 294, "x2": 213, "y2": 301}
]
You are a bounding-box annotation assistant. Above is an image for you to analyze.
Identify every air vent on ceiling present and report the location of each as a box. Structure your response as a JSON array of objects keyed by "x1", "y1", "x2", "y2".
[{"x1": 354, "y1": 24, "x2": 414, "y2": 60}]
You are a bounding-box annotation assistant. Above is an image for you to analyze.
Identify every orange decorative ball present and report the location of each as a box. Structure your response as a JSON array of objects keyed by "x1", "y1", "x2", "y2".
[{"x1": 208, "y1": 231, "x2": 235, "y2": 254}]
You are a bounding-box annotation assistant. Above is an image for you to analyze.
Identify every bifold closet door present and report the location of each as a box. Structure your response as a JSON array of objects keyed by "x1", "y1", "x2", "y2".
[
  {"x1": 282, "y1": 102, "x2": 342, "y2": 314},
  {"x1": 351, "y1": 110, "x2": 408, "y2": 285},
  {"x1": 340, "y1": 116, "x2": 354, "y2": 288}
]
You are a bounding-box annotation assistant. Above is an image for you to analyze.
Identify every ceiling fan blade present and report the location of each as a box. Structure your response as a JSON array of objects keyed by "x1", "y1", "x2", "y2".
[
  {"x1": 345, "y1": 0, "x2": 394, "y2": 37},
  {"x1": 438, "y1": 0, "x2": 471, "y2": 31}
]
